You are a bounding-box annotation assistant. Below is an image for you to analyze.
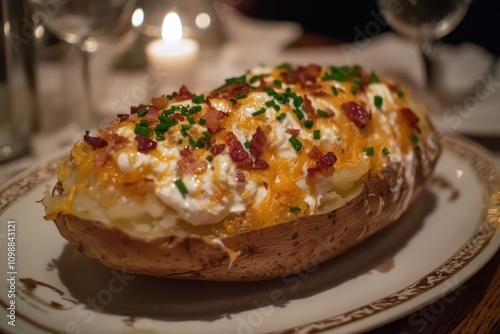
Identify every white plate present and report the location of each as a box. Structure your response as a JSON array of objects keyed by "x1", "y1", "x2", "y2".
[{"x1": 0, "y1": 135, "x2": 499, "y2": 334}]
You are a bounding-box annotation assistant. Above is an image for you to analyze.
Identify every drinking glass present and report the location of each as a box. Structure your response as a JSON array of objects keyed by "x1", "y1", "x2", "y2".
[
  {"x1": 377, "y1": 0, "x2": 472, "y2": 90},
  {"x1": 27, "y1": 0, "x2": 137, "y2": 130}
]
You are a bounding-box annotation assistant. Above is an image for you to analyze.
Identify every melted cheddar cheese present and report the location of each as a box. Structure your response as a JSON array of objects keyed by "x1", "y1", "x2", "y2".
[{"x1": 45, "y1": 64, "x2": 428, "y2": 238}]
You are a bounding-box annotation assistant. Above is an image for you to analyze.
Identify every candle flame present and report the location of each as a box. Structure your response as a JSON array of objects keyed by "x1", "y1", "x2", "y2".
[{"x1": 162, "y1": 12, "x2": 182, "y2": 42}]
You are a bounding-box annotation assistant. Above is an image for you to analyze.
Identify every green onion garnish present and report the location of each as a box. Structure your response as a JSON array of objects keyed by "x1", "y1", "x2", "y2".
[
  {"x1": 313, "y1": 129, "x2": 320, "y2": 140},
  {"x1": 244, "y1": 140, "x2": 251, "y2": 149},
  {"x1": 289, "y1": 206, "x2": 301, "y2": 212},
  {"x1": 137, "y1": 108, "x2": 148, "y2": 117},
  {"x1": 382, "y1": 147, "x2": 390, "y2": 155},
  {"x1": 206, "y1": 155, "x2": 214, "y2": 162},
  {"x1": 317, "y1": 109, "x2": 329, "y2": 118},
  {"x1": 156, "y1": 134, "x2": 165, "y2": 141},
  {"x1": 252, "y1": 107, "x2": 266, "y2": 117},
  {"x1": 191, "y1": 95, "x2": 204, "y2": 104},
  {"x1": 174, "y1": 179, "x2": 188, "y2": 198},
  {"x1": 202, "y1": 131, "x2": 212, "y2": 139},
  {"x1": 410, "y1": 133, "x2": 420, "y2": 144},
  {"x1": 276, "y1": 113, "x2": 286, "y2": 121},
  {"x1": 374, "y1": 95, "x2": 383, "y2": 109},
  {"x1": 304, "y1": 120, "x2": 314, "y2": 129},
  {"x1": 154, "y1": 123, "x2": 169, "y2": 132},
  {"x1": 139, "y1": 119, "x2": 148, "y2": 127},
  {"x1": 363, "y1": 146, "x2": 375, "y2": 156},
  {"x1": 273, "y1": 79, "x2": 282, "y2": 88},
  {"x1": 134, "y1": 126, "x2": 153, "y2": 137},
  {"x1": 332, "y1": 86, "x2": 338, "y2": 96},
  {"x1": 396, "y1": 90, "x2": 405, "y2": 98},
  {"x1": 289, "y1": 136, "x2": 302, "y2": 151},
  {"x1": 249, "y1": 75, "x2": 260, "y2": 84},
  {"x1": 368, "y1": 72, "x2": 380, "y2": 84},
  {"x1": 188, "y1": 117, "x2": 196, "y2": 125},
  {"x1": 198, "y1": 118, "x2": 206, "y2": 125}
]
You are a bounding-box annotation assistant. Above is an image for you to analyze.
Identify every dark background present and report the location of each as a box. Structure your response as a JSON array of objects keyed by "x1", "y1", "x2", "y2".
[{"x1": 235, "y1": 0, "x2": 500, "y2": 57}]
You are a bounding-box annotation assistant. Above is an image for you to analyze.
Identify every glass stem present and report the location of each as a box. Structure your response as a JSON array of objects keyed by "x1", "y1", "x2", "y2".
[
  {"x1": 419, "y1": 39, "x2": 435, "y2": 90},
  {"x1": 81, "y1": 46, "x2": 95, "y2": 130}
]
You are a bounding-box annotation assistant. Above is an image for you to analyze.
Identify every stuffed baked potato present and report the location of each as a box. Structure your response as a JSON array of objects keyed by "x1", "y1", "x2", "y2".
[{"x1": 42, "y1": 63, "x2": 440, "y2": 281}]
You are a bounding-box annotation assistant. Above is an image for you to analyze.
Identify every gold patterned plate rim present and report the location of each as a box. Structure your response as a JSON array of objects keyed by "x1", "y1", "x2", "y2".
[{"x1": 0, "y1": 134, "x2": 498, "y2": 334}]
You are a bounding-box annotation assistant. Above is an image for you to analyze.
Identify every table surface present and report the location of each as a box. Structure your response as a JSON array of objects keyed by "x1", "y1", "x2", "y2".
[{"x1": 290, "y1": 33, "x2": 500, "y2": 334}]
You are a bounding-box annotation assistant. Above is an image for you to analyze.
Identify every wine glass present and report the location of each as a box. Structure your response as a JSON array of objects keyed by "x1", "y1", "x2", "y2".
[
  {"x1": 27, "y1": 0, "x2": 137, "y2": 130},
  {"x1": 377, "y1": 0, "x2": 472, "y2": 91}
]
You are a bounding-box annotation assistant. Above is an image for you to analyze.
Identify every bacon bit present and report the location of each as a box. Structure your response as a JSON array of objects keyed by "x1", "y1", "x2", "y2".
[
  {"x1": 116, "y1": 114, "x2": 129, "y2": 122},
  {"x1": 285, "y1": 128, "x2": 300, "y2": 137},
  {"x1": 135, "y1": 134, "x2": 157, "y2": 152},
  {"x1": 94, "y1": 150, "x2": 109, "y2": 167},
  {"x1": 204, "y1": 97, "x2": 212, "y2": 107},
  {"x1": 130, "y1": 104, "x2": 148, "y2": 114},
  {"x1": 236, "y1": 157, "x2": 254, "y2": 170},
  {"x1": 178, "y1": 148, "x2": 207, "y2": 174},
  {"x1": 208, "y1": 83, "x2": 251, "y2": 100},
  {"x1": 249, "y1": 126, "x2": 267, "y2": 158},
  {"x1": 253, "y1": 158, "x2": 269, "y2": 170},
  {"x1": 111, "y1": 133, "x2": 128, "y2": 146},
  {"x1": 235, "y1": 170, "x2": 246, "y2": 183},
  {"x1": 202, "y1": 107, "x2": 225, "y2": 134},
  {"x1": 84, "y1": 131, "x2": 108, "y2": 149},
  {"x1": 307, "y1": 149, "x2": 337, "y2": 177},
  {"x1": 303, "y1": 95, "x2": 315, "y2": 118},
  {"x1": 169, "y1": 112, "x2": 185, "y2": 121},
  {"x1": 400, "y1": 108, "x2": 421, "y2": 133},
  {"x1": 308, "y1": 146, "x2": 323, "y2": 160},
  {"x1": 151, "y1": 95, "x2": 168, "y2": 110},
  {"x1": 226, "y1": 132, "x2": 249, "y2": 162},
  {"x1": 257, "y1": 76, "x2": 267, "y2": 91},
  {"x1": 341, "y1": 101, "x2": 371, "y2": 128},
  {"x1": 145, "y1": 106, "x2": 159, "y2": 122},
  {"x1": 171, "y1": 85, "x2": 195, "y2": 102},
  {"x1": 210, "y1": 143, "x2": 225, "y2": 155}
]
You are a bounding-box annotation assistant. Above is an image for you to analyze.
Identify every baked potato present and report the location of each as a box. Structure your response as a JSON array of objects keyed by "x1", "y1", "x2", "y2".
[{"x1": 42, "y1": 63, "x2": 440, "y2": 281}]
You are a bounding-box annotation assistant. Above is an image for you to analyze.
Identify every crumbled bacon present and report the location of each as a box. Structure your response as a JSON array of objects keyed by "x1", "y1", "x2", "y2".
[
  {"x1": 303, "y1": 95, "x2": 315, "y2": 118},
  {"x1": 285, "y1": 128, "x2": 300, "y2": 137},
  {"x1": 178, "y1": 148, "x2": 207, "y2": 174},
  {"x1": 130, "y1": 104, "x2": 147, "y2": 114},
  {"x1": 281, "y1": 64, "x2": 322, "y2": 89},
  {"x1": 169, "y1": 112, "x2": 185, "y2": 122},
  {"x1": 151, "y1": 95, "x2": 168, "y2": 110},
  {"x1": 84, "y1": 131, "x2": 108, "y2": 149},
  {"x1": 94, "y1": 150, "x2": 109, "y2": 167},
  {"x1": 116, "y1": 114, "x2": 129, "y2": 122},
  {"x1": 135, "y1": 134, "x2": 157, "y2": 152},
  {"x1": 341, "y1": 101, "x2": 371, "y2": 128},
  {"x1": 226, "y1": 132, "x2": 249, "y2": 162},
  {"x1": 202, "y1": 107, "x2": 225, "y2": 134},
  {"x1": 249, "y1": 126, "x2": 267, "y2": 158},
  {"x1": 145, "y1": 106, "x2": 159, "y2": 122},
  {"x1": 236, "y1": 157, "x2": 254, "y2": 170},
  {"x1": 253, "y1": 158, "x2": 269, "y2": 170},
  {"x1": 307, "y1": 149, "x2": 337, "y2": 177},
  {"x1": 210, "y1": 143, "x2": 225, "y2": 155},
  {"x1": 235, "y1": 170, "x2": 246, "y2": 183},
  {"x1": 400, "y1": 108, "x2": 421, "y2": 133},
  {"x1": 171, "y1": 85, "x2": 195, "y2": 102},
  {"x1": 207, "y1": 83, "x2": 251, "y2": 100}
]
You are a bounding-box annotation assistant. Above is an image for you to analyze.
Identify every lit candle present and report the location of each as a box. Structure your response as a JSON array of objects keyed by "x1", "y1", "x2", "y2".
[{"x1": 145, "y1": 12, "x2": 199, "y2": 89}]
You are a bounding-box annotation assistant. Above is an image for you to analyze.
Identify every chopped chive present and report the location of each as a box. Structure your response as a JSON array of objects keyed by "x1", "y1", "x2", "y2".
[
  {"x1": 249, "y1": 75, "x2": 260, "y2": 84},
  {"x1": 174, "y1": 179, "x2": 188, "y2": 198},
  {"x1": 410, "y1": 133, "x2": 420, "y2": 144},
  {"x1": 317, "y1": 109, "x2": 329, "y2": 118},
  {"x1": 382, "y1": 147, "x2": 390, "y2": 156},
  {"x1": 154, "y1": 123, "x2": 169, "y2": 132},
  {"x1": 134, "y1": 126, "x2": 153, "y2": 137},
  {"x1": 289, "y1": 206, "x2": 301, "y2": 212},
  {"x1": 139, "y1": 119, "x2": 148, "y2": 127},
  {"x1": 363, "y1": 146, "x2": 375, "y2": 156},
  {"x1": 374, "y1": 95, "x2": 383, "y2": 109},
  {"x1": 137, "y1": 108, "x2": 148, "y2": 117},
  {"x1": 188, "y1": 117, "x2": 196, "y2": 125},
  {"x1": 234, "y1": 92, "x2": 247, "y2": 100},
  {"x1": 229, "y1": 98, "x2": 237, "y2": 103},
  {"x1": 313, "y1": 129, "x2": 320, "y2": 140},
  {"x1": 166, "y1": 94, "x2": 173, "y2": 100},
  {"x1": 292, "y1": 108, "x2": 304, "y2": 121},
  {"x1": 244, "y1": 140, "x2": 251, "y2": 149},
  {"x1": 276, "y1": 113, "x2": 286, "y2": 121},
  {"x1": 181, "y1": 124, "x2": 192, "y2": 131},
  {"x1": 332, "y1": 86, "x2": 338, "y2": 96},
  {"x1": 189, "y1": 105, "x2": 203, "y2": 114},
  {"x1": 188, "y1": 137, "x2": 196, "y2": 146},
  {"x1": 206, "y1": 155, "x2": 214, "y2": 162},
  {"x1": 178, "y1": 139, "x2": 183, "y2": 144},
  {"x1": 202, "y1": 131, "x2": 212, "y2": 138},
  {"x1": 198, "y1": 118, "x2": 206, "y2": 125},
  {"x1": 368, "y1": 72, "x2": 380, "y2": 84},
  {"x1": 273, "y1": 79, "x2": 282, "y2": 88},
  {"x1": 252, "y1": 107, "x2": 266, "y2": 116},
  {"x1": 288, "y1": 136, "x2": 302, "y2": 151},
  {"x1": 276, "y1": 63, "x2": 293, "y2": 71},
  {"x1": 156, "y1": 134, "x2": 165, "y2": 141},
  {"x1": 191, "y1": 94, "x2": 205, "y2": 104},
  {"x1": 181, "y1": 129, "x2": 189, "y2": 137},
  {"x1": 396, "y1": 90, "x2": 405, "y2": 98},
  {"x1": 304, "y1": 120, "x2": 314, "y2": 129}
]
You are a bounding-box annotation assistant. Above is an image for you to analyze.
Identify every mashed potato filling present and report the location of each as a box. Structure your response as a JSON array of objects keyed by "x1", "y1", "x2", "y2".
[{"x1": 44, "y1": 64, "x2": 428, "y2": 237}]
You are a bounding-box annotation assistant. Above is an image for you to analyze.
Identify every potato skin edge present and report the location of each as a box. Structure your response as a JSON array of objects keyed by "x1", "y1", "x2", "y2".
[{"x1": 49, "y1": 128, "x2": 441, "y2": 282}]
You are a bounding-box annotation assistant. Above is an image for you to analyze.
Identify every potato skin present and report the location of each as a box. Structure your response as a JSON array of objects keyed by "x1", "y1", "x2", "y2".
[{"x1": 51, "y1": 128, "x2": 440, "y2": 281}]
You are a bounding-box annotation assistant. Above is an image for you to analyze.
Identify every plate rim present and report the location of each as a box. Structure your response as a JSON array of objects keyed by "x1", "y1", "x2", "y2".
[{"x1": 0, "y1": 133, "x2": 499, "y2": 334}]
